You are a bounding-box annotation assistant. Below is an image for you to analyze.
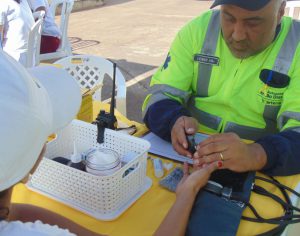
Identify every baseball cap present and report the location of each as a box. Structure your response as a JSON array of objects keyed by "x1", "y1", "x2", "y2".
[
  {"x1": 0, "y1": 50, "x2": 81, "y2": 191},
  {"x1": 211, "y1": 0, "x2": 272, "y2": 11}
]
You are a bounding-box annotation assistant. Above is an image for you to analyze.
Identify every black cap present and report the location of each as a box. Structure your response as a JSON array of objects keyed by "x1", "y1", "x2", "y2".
[{"x1": 211, "y1": 0, "x2": 272, "y2": 11}]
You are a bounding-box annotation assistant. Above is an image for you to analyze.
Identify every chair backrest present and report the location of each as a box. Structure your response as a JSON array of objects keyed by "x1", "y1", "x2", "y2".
[
  {"x1": 39, "y1": 0, "x2": 74, "y2": 61},
  {"x1": 26, "y1": 11, "x2": 45, "y2": 68},
  {"x1": 285, "y1": 1, "x2": 300, "y2": 20},
  {"x1": 54, "y1": 55, "x2": 127, "y2": 116}
]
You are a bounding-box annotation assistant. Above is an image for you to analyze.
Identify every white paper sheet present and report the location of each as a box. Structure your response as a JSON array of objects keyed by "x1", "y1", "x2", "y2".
[{"x1": 142, "y1": 132, "x2": 209, "y2": 164}]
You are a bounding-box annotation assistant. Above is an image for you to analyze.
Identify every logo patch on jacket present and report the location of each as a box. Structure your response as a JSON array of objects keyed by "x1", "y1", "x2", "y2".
[
  {"x1": 257, "y1": 90, "x2": 284, "y2": 106},
  {"x1": 194, "y1": 54, "x2": 220, "y2": 66},
  {"x1": 257, "y1": 69, "x2": 290, "y2": 106},
  {"x1": 162, "y1": 53, "x2": 171, "y2": 71}
]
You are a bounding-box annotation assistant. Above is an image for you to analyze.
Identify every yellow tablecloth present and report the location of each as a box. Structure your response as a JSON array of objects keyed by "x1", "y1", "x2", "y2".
[
  {"x1": 12, "y1": 101, "x2": 175, "y2": 236},
  {"x1": 11, "y1": 101, "x2": 300, "y2": 235}
]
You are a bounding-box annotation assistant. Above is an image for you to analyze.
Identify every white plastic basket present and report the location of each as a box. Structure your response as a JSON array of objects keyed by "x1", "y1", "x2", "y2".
[{"x1": 27, "y1": 119, "x2": 152, "y2": 221}]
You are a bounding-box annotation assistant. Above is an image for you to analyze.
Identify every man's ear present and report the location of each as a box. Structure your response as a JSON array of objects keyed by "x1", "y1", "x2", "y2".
[{"x1": 277, "y1": 1, "x2": 286, "y2": 24}]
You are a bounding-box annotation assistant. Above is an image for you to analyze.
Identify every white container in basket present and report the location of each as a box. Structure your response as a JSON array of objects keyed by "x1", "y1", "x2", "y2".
[{"x1": 27, "y1": 119, "x2": 152, "y2": 221}]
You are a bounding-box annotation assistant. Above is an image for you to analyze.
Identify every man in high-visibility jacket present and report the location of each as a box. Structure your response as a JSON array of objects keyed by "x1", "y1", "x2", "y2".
[
  {"x1": 143, "y1": 0, "x2": 300, "y2": 177},
  {"x1": 145, "y1": 0, "x2": 300, "y2": 234}
]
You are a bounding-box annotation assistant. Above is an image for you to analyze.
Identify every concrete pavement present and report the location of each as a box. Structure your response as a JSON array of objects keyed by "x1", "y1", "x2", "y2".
[{"x1": 67, "y1": 0, "x2": 212, "y2": 122}]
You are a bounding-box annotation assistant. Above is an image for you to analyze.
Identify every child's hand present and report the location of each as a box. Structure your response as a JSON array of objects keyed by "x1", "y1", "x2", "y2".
[{"x1": 176, "y1": 161, "x2": 219, "y2": 197}]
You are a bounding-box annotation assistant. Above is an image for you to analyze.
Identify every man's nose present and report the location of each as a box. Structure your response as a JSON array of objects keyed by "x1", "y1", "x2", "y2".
[{"x1": 232, "y1": 22, "x2": 247, "y2": 42}]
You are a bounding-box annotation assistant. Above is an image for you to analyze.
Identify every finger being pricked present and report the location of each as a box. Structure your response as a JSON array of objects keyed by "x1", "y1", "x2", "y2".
[
  {"x1": 193, "y1": 158, "x2": 223, "y2": 172},
  {"x1": 183, "y1": 162, "x2": 190, "y2": 176},
  {"x1": 193, "y1": 155, "x2": 225, "y2": 170},
  {"x1": 205, "y1": 161, "x2": 221, "y2": 173}
]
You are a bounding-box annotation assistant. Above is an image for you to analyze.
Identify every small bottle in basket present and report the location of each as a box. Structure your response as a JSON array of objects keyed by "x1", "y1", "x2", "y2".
[
  {"x1": 68, "y1": 141, "x2": 85, "y2": 171},
  {"x1": 52, "y1": 141, "x2": 85, "y2": 171}
]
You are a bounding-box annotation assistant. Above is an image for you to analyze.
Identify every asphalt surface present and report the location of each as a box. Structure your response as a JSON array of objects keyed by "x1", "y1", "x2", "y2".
[{"x1": 67, "y1": 0, "x2": 212, "y2": 122}]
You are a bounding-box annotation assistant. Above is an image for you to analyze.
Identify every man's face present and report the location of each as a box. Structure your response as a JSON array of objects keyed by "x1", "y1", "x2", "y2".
[{"x1": 220, "y1": 0, "x2": 285, "y2": 59}]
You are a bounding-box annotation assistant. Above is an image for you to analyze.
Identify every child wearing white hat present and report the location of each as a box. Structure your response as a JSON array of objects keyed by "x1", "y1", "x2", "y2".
[{"x1": 0, "y1": 50, "x2": 102, "y2": 236}]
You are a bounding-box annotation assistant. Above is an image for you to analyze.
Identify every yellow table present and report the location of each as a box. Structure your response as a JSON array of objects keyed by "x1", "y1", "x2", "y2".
[{"x1": 11, "y1": 101, "x2": 300, "y2": 235}]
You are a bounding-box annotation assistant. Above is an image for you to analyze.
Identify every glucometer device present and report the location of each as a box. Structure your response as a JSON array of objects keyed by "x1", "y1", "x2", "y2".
[{"x1": 187, "y1": 135, "x2": 197, "y2": 153}]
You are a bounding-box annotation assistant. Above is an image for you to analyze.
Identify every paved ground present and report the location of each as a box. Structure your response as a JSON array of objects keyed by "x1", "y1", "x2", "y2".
[{"x1": 67, "y1": 0, "x2": 212, "y2": 122}]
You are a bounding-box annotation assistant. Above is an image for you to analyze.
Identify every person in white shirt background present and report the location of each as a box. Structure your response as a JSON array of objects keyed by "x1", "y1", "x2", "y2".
[
  {"x1": 0, "y1": 50, "x2": 103, "y2": 236},
  {"x1": 28, "y1": 0, "x2": 62, "y2": 54},
  {"x1": 0, "y1": 0, "x2": 34, "y2": 66}
]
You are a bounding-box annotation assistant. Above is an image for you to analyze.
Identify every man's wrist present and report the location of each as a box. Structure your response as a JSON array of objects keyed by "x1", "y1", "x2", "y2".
[
  {"x1": 169, "y1": 114, "x2": 191, "y2": 133},
  {"x1": 249, "y1": 143, "x2": 267, "y2": 171}
]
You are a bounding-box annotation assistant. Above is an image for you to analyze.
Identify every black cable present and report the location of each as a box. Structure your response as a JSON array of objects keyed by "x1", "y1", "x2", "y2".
[
  {"x1": 205, "y1": 173, "x2": 300, "y2": 228},
  {"x1": 242, "y1": 215, "x2": 300, "y2": 225},
  {"x1": 256, "y1": 176, "x2": 300, "y2": 198},
  {"x1": 255, "y1": 176, "x2": 300, "y2": 213},
  {"x1": 240, "y1": 175, "x2": 300, "y2": 227},
  {"x1": 253, "y1": 185, "x2": 297, "y2": 212}
]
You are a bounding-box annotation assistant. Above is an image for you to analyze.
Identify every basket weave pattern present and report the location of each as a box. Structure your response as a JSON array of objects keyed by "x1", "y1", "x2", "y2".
[{"x1": 29, "y1": 120, "x2": 151, "y2": 220}]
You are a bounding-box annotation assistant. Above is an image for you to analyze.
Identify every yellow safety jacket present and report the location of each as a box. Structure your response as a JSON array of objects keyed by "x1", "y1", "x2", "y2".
[
  {"x1": 143, "y1": 10, "x2": 300, "y2": 235},
  {"x1": 143, "y1": 10, "x2": 300, "y2": 140}
]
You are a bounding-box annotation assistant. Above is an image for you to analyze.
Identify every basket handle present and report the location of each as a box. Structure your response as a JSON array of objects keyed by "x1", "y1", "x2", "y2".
[{"x1": 122, "y1": 162, "x2": 140, "y2": 178}]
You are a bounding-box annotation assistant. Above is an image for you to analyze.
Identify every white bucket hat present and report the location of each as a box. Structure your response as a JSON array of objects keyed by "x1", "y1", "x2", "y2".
[{"x1": 0, "y1": 50, "x2": 81, "y2": 191}]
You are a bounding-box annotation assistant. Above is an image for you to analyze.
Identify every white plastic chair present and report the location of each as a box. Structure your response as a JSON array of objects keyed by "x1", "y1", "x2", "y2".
[
  {"x1": 26, "y1": 11, "x2": 45, "y2": 68},
  {"x1": 39, "y1": 0, "x2": 74, "y2": 61},
  {"x1": 54, "y1": 55, "x2": 127, "y2": 116},
  {"x1": 281, "y1": 181, "x2": 300, "y2": 236},
  {"x1": 285, "y1": 1, "x2": 300, "y2": 19}
]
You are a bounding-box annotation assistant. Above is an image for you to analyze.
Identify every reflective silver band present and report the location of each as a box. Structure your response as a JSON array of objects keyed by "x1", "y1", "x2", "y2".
[
  {"x1": 142, "y1": 93, "x2": 171, "y2": 118},
  {"x1": 283, "y1": 126, "x2": 300, "y2": 133},
  {"x1": 262, "y1": 105, "x2": 280, "y2": 133},
  {"x1": 273, "y1": 21, "x2": 300, "y2": 74},
  {"x1": 142, "y1": 84, "x2": 191, "y2": 118},
  {"x1": 149, "y1": 84, "x2": 191, "y2": 102},
  {"x1": 197, "y1": 10, "x2": 220, "y2": 97},
  {"x1": 188, "y1": 100, "x2": 278, "y2": 140},
  {"x1": 187, "y1": 96, "x2": 221, "y2": 130},
  {"x1": 278, "y1": 111, "x2": 300, "y2": 130},
  {"x1": 224, "y1": 106, "x2": 280, "y2": 140},
  {"x1": 259, "y1": 21, "x2": 300, "y2": 135},
  {"x1": 225, "y1": 123, "x2": 300, "y2": 140},
  {"x1": 224, "y1": 122, "x2": 271, "y2": 141}
]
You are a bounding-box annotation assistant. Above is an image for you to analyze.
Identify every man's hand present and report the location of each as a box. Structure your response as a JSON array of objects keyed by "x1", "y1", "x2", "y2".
[
  {"x1": 176, "y1": 162, "x2": 219, "y2": 198},
  {"x1": 171, "y1": 116, "x2": 198, "y2": 158},
  {"x1": 194, "y1": 133, "x2": 267, "y2": 172}
]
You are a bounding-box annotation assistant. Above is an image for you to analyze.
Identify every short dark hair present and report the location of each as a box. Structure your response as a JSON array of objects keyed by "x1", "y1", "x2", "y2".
[
  {"x1": 0, "y1": 189, "x2": 9, "y2": 198},
  {"x1": 14, "y1": 0, "x2": 21, "y2": 3}
]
